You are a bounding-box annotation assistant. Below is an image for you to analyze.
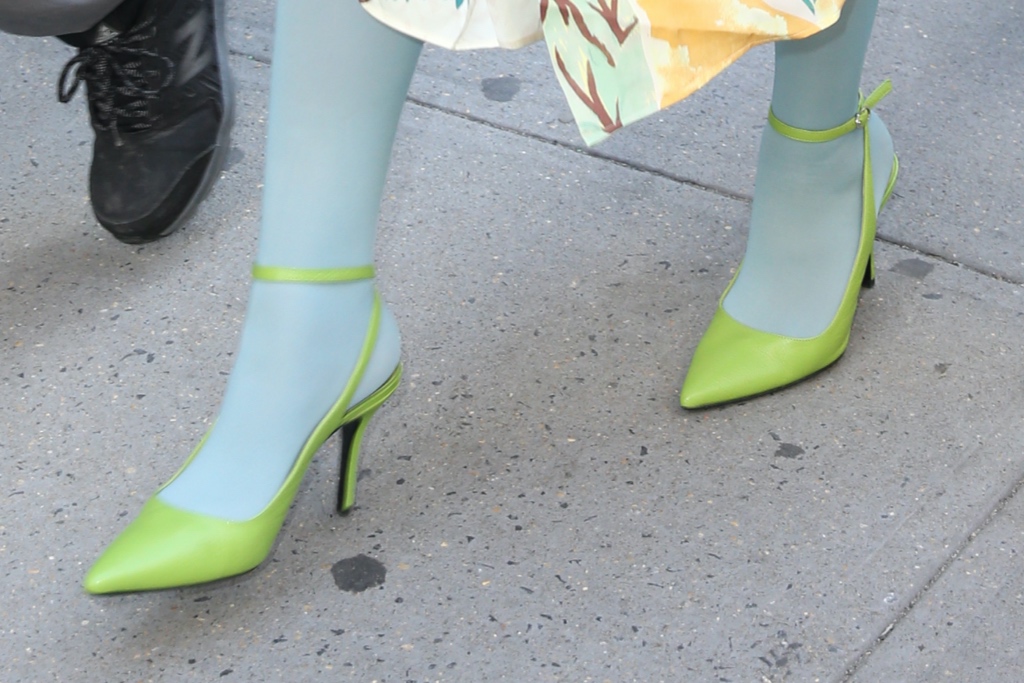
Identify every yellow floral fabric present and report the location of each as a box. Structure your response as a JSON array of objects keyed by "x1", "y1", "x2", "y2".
[{"x1": 359, "y1": 0, "x2": 845, "y2": 144}]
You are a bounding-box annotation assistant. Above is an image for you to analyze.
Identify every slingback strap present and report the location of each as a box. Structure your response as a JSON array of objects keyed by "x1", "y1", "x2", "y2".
[
  {"x1": 251, "y1": 265, "x2": 376, "y2": 282},
  {"x1": 768, "y1": 80, "x2": 893, "y2": 143}
]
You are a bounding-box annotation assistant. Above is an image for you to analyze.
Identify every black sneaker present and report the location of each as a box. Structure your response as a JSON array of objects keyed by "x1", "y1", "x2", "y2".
[{"x1": 57, "y1": 0, "x2": 234, "y2": 244}]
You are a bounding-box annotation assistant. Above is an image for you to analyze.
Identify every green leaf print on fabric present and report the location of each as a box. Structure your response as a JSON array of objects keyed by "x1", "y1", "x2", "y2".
[
  {"x1": 764, "y1": 0, "x2": 821, "y2": 21},
  {"x1": 541, "y1": 0, "x2": 658, "y2": 144}
]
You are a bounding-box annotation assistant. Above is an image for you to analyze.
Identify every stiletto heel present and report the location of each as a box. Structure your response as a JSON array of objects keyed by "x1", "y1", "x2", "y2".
[
  {"x1": 680, "y1": 81, "x2": 897, "y2": 409},
  {"x1": 338, "y1": 418, "x2": 364, "y2": 515},
  {"x1": 862, "y1": 253, "x2": 876, "y2": 288},
  {"x1": 336, "y1": 365, "x2": 402, "y2": 514},
  {"x1": 84, "y1": 265, "x2": 401, "y2": 594}
]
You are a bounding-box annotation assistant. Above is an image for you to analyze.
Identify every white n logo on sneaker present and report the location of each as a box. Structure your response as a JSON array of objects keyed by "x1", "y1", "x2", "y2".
[{"x1": 175, "y1": 11, "x2": 214, "y2": 86}]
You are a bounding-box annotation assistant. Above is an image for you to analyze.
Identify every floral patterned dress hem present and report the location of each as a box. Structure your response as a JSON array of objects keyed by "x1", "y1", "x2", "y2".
[{"x1": 357, "y1": 0, "x2": 846, "y2": 144}]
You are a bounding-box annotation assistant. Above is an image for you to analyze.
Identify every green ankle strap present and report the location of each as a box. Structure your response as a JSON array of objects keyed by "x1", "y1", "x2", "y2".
[
  {"x1": 251, "y1": 265, "x2": 376, "y2": 282},
  {"x1": 768, "y1": 80, "x2": 892, "y2": 143}
]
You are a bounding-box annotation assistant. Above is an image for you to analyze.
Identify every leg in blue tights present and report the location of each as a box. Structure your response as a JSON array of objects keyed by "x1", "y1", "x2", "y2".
[
  {"x1": 680, "y1": 0, "x2": 898, "y2": 408},
  {"x1": 722, "y1": 0, "x2": 894, "y2": 338},
  {"x1": 158, "y1": 0, "x2": 420, "y2": 520},
  {"x1": 86, "y1": 0, "x2": 421, "y2": 592}
]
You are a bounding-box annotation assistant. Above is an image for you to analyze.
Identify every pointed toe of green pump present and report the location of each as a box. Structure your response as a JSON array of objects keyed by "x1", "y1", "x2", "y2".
[
  {"x1": 84, "y1": 497, "x2": 278, "y2": 594},
  {"x1": 85, "y1": 265, "x2": 402, "y2": 595},
  {"x1": 681, "y1": 82, "x2": 898, "y2": 410},
  {"x1": 679, "y1": 306, "x2": 850, "y2": 410}
]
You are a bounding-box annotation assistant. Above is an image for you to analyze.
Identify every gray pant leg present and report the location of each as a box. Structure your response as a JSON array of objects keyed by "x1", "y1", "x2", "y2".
[{"x1": 0, "y1": 0, "x2": 124, "y2": 36}]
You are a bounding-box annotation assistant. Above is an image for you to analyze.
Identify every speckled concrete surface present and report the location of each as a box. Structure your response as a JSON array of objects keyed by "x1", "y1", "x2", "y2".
[
  {"x1": 849, "y1": 487, "x2": 1024, "y2": 683},
  {"x1": 2, "y1": 3, "x2": 1024, "y2": 682}
]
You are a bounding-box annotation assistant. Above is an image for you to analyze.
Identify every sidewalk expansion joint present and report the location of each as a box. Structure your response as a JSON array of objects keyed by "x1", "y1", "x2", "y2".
[
  {"x1": 877, "y1": 230, "x2": 1024, "y2": 287},
  {"x1": 229, "y1": 48, "x2": 266, "y2": 62},
  {"x1": 406, "y1": 97, "x2": 749, "y2": 202},
  {"x1": 836, "y1": 448, "x2": 1024, "y2": 682}
]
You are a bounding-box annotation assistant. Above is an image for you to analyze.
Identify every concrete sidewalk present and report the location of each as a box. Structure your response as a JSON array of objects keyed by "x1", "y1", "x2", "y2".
[{"x1": 2, "y1": 2, "x2": 1022, "y2": 681}]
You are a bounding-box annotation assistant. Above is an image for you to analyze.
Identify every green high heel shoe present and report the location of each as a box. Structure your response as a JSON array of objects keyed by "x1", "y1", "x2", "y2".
[
  {"x1": 680, "y1": 81, "x2": 898, "y2": 409},
  {"x1": 84, "y1": 265, "x2": 402, "y2": 594}
]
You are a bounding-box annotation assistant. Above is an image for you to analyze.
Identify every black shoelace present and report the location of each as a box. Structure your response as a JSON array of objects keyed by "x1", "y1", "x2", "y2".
[{"x1": 58, "y1": 15, "x2": 175, "y2": 142}]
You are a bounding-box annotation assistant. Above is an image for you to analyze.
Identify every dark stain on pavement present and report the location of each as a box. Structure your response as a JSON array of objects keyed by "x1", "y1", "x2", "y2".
[
  {"x1": 775, "y1": 443, "x2": 805, "y2": 459},
  {"x1": 482, "y1": 76, "x2": 521, "y2": 102},
  {"x1": 331, "y1": 554, "x2": 386, "y2": 593},
  {"x1": 891, "y1": 258, "x2": 935, "y2": 280}
]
